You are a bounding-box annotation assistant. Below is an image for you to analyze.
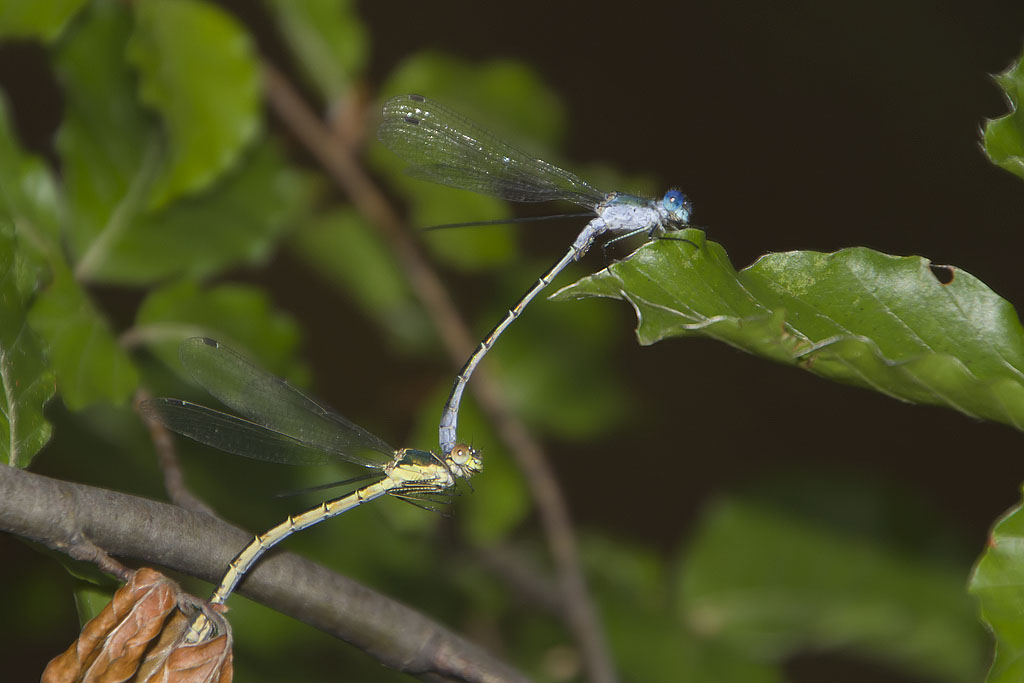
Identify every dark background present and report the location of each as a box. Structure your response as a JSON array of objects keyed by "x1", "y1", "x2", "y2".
[
  {"x1": 3, "y1": 1, "x2": 1024, "y2": 681},
  {"x1": 357, "y1": 0, "x2": 1024, "y2": 550}
]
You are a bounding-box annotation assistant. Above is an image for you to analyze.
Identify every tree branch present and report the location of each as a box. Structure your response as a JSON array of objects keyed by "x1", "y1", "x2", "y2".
[{"x1": 0, "y1": 465, "x2": 529, "y2": 683}]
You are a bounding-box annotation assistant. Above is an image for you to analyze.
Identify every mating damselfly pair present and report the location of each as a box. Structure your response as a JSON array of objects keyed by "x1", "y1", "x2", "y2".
[{"x1": 142, "y1": 94, "x2": 695, "y2": 639}]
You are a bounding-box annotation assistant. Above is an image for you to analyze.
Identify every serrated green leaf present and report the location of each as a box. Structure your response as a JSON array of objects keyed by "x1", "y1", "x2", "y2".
[
  {"x1": 0, "y1": 0, "x2": 88, "y2": 42},
  {"x1": 128, "y1": 0, "x2": 261, "y2": 209},
  {"x1": 970, "y1": 490, "x2": 1024, "y2": 683},
  {"x1": 262, "y1": 0, "x2": 366, "y2": 103},
  {"x1": 374, "y1": 54, "x2": 567, "y2": 271},
  {"x1": 0, "y1": 92, "x2": 60, "y2": 466},
  {"x1": 984, "y1": 46, "x2": 1024, "y2": 181},
  {"x1": 679, "y1": 497, "x2": 985, "y2": 682},
  {"x1": 80, "y1": 140, "x2": 316, "y2": 284},
  {"x1": 0, "y1": 224, "x2": 54, "y2": 468},
  {"x1": 54, "y1": 0, "x2": 158, "y2": 271},
  {"x1": 27, "y1": 266, "x2": 137, "y2": 410},
  {"x1": 289, "y1": 208, "x2": 432, "y2": 352},
  {"x1": 554, "y1": 233, "x2": 1024, "y2": 433},
  {"x1": 133, "y1": 280, "x2": 305, "y2": 382}
]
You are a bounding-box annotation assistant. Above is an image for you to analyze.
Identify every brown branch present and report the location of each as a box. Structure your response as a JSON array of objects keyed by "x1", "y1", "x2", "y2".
[
  {"x1": 0, "y1": 464, "x2": 528, "y2": 683},
  {"x1": 62, "y1": 529, "x2": 132, "y2": 582},
  {"x1": 471, "y1": 544, "x2": 562, "y2": 617},
  {"x1": 260, "y1": 62, "x2": 617, "y2": 683},
  {"x1": 134, "y1": 388, "x2": 218, "y2": 516}
]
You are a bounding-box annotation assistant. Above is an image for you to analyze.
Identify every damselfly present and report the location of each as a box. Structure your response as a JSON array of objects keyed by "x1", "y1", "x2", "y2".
[
  {"x1": 378, "y1": 94, "x2": 695, "y2": 455},
  {"x1": 140, "y1": 337, "x2": 482, "y2": 640}
]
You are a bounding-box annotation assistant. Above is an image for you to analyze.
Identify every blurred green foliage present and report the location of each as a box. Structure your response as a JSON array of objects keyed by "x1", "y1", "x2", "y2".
[
  {"x1": 679, "y1": 496, "x2": 984, "y2": 682},
  {"x1": 971, "y1": 487, "x2": 1024, "y2": 683},
  {"x1": 1, "y1": 1, "x2": 1023, "y2": 682},
  {"x1": 984, "y1": 48, "x2": 1024, "y2": 181},
  {"x1": 0, "y1": 0, "x2": 86, "y2": 41}
]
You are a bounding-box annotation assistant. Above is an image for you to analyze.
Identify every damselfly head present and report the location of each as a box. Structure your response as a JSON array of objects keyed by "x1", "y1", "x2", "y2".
[
  {"x1": 449, "y1": 443, "x2": 483, "y2": 476},
  {"x1": 662, "y1": 189, "x2": 693, "y2": 224}
]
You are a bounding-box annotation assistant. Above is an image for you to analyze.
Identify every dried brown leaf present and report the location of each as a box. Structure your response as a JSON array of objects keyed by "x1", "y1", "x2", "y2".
[
  {"x1": 43, "y1": 569, "x2": 175, "y2": 682},
  {"x1": 141, "y1": 616, "x2": 234, "y2": 683},
  {"x1": 41, "y1": 569, "x2": 231, "y2": 683},
  {"x1": 134, "y1": 606, "x2": 233, "y2": 683}
]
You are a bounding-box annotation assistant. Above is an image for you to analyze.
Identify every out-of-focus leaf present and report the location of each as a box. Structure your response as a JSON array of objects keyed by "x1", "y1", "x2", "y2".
[
  {"x1": 984, "y1": 46, "x2": 1024, "y2": 181},
  {"x1": 605, "y1": 601, "x2": 784, "y2": 683},
  {"x1": 74, "y1": 584, "x2": 115, "y2": 625},
  {"x1": 678, "y1": 497, "x2": 985, "y2": 682},
  {"x1": 748, "y1": 467, "x2": 973, "y2": 564},
  {"x1": 84, "y1": 141, "x2": 316, "y2": 284},
  {"x1": 458, "y1": 435, "x2": 528, "y2": 545},
  {"x1": 581, "y1": 535, "x2": 783, "y2": 683},
  {"x1": 0, "y1": 89, "x2": 61, "y2": 292},
  {"x1": 0, "y1": 0, "x2": 87, "y2": 41},
  {"x1": 128, "y1": 0, "x2": 261, "y2": 209},
  {"x1": 56, "y1": 2, "x2": 311, "y2": 285},
  {"x1": 262, "y1": 0, "x2": 366, "y2": 103},
  {"x1": 28, "y1": 266, "x2": 137, "y2": 410},
  {"x1": 0, "y1": 223, "x2": 54, "y2": 468},
  {"x1": 970, "y1": 490, "x2": 1024, "y2": 683},
  {"x1": 289, "y1": 208, "x2": 432, "y2": 352},
  {"x1": 374, "y1": 53, "x2": 567, "y2": 271},
  {"x1": 55, "y1": 0, "x2": 157, "y2": 271},
  {"x1": 0, "y1": 87, "x2": 60, "y2": 466},
  {"x1": 411, "y1": 188, "x2": 516, "y2": 271},
  {"x1": 133, "y1": 280, "x2": 305, "y2": 383},
  {"x1": 583, "y1": 534, "x2": 668, "y2": 609},
  {"x1": 555, "y1": 234, "x2": 1024, "y2": 433}
]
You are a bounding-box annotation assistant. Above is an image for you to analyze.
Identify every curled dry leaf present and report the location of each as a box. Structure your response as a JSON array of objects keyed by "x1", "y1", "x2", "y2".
[
  {"x1": 42, "y1": 568, "x2": 233, "y2": 683},
  {"x1": 137, "y1": 611, "x2": 233, "y2": 683}
]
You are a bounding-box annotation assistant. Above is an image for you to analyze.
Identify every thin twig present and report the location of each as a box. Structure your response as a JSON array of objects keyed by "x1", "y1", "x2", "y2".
[
  {"x1": 471, "y1": 543, "x2": 562, "y2": 616},
  {"x1": 0, "y1": 465, "x2": 528, "y2": 683},
  {"x1": 259, "y1": 62, "x2": 617, "y2": 683},
  {"x1": 63, "y1": 531, "x2": 132, "y2": 582},
  {"x1": 134, "y1": 388, "x2": 218, "y2": 516}
]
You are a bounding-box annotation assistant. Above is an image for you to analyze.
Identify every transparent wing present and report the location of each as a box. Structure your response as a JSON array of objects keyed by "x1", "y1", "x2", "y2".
[
  {"x1": 139, "y1": 399, "x2": 352, "y2": 466},
  {"x1": 378, "y1": 94, "x2": 606, "y2": 208},
  {"x1": 157, "y1": 338, "x2": 394, "y2": 469}
]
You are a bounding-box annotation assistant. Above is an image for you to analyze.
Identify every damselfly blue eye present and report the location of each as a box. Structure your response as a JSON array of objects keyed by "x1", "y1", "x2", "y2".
[{"x1": 662, "y1": 190, "x2": 692, "y2": 221}]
